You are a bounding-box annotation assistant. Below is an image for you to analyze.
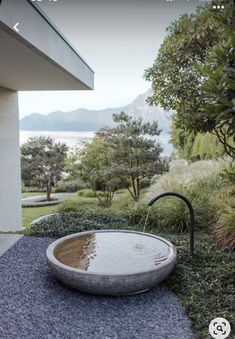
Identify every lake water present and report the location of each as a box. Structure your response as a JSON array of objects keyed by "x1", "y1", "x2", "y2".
[
  {"x1": 20, "y1": 130, "x2": 95, "y2": 149},
  {"x1": 20, "y1": 130, "x2": 172, "y2": 155}
]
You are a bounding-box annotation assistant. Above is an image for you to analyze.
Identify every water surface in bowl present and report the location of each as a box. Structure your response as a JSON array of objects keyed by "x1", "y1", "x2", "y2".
[{"x1": 54, "y1": 232, "x2": 171, "y2": 274}]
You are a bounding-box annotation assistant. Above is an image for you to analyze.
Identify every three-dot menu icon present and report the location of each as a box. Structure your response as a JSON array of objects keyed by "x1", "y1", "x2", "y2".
[{"x1": 213, "y1": 5, "x2": 225, "y2": 10}]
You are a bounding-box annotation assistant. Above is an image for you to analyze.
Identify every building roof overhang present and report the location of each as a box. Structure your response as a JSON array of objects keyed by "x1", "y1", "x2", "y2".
[{"x1": 0, "y1": 0, "x2": 94, "y2": 91}]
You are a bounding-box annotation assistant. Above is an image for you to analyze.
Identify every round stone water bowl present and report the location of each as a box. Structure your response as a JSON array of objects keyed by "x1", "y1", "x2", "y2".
[{"x1": 46, "y1": 230, "x2": 177, "y2": 296}]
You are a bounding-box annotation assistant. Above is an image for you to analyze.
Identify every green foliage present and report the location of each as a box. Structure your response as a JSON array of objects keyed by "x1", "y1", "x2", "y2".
[
  {"x1": 191, "y1": 132, "x2": 225, "y2": 160},
  {"x1": 22, "y1": 152, "x2": 235, "y2": 339},
  {"x1": 56, "y1": 201, "x2": 80, "y2": 212},
  {"x1": 21, "y1": 186, "x2": 45, "y2": 193},
  {"x1": 54, "y1": 180, "x2": 85, "y2": 193},
  {"x1": 77, "y1": 189, "x2": 96, "y2": 197},
  {"x1": 144, "y1": 4, "x2": 220, "y2": 130},
  {"x1": 215, "y1": 209, "x2": 235, "y2": 250},
  {"x1": 171, "y1": 119, "x2": 226, "y2": 160},
  {"x1": 212, "y1": 185, "x2": 235, "y2": 249},
  {"x1": 145, "y1": 2, "x2": 235, "y2": 158},
  {"x1": 154, "y1": 196, "x2": 208, "y2": 232},
  {"x1": 196, "y1": 4, "x2": 235, "y2": 157},
  {"x1": 105, "y1": 112, "x2": 165, "y2": 202},
  {"x1": 170, "y1": 121, "x2": 196, "y2": 160},
  {"x1": 144, "y1": 158, "x2": 235, "y2": 248},
  {"x1": 127, "y1": 174, "x2": 223, "y2": 233},
  {"x1": 164, "y1": 233, "x2": 235, "y2": 339},
  {"x1": 54, "y1": 197, "x2": 99, "y2": 213},
  {"x1": 29, "y1": 211, "x2": 132, "y2": 237},
  {"x1": 63, "y1": 147, "x2": 81, "y2": 180},
  {"x1": 220, "y1": 165, "x2": 235, "y2": 185},
  {"x1": 126, "y1": 198, "x2": 208, "y2": 234},
  {"x1": 78, "y1": 136, "x2": 126, "y2": 207},
  {"x1": 22, "y1": 206, "x2": 58, "y2": 228},
  {"x1": 21, "y1": 136, "x2": 68, "y2": 201},
  {"x1": 76, "y1": 112, "x2": 166, "y2": 205},
  {"x1": 139, "y1": 177, "x2": 152, "y2": 189}
]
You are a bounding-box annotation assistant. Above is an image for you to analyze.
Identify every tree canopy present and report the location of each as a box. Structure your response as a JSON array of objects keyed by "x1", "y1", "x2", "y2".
[
  {"x1": 196, "y1": 5, "x2": 235, "y2": 157},
  {"x1": 21, "y1": 136, "x2": 68, "y2": 200},
  {"x1": 78, "y1": 135, "x2": 127, "y2": 207},
  {"x1": 104, "y1": 112, "x2": 166, "y2": 201},
  {"x1": 145, "y1": 1, "x2": 235, "y2": 158},
  {"x1": 77, "y1": 112, "x2": 166, "y2": 204}
]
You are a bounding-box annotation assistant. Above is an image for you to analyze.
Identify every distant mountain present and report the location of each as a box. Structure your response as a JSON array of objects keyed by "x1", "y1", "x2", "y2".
[
  {"x1": 124, "y1": 89, "x2": 172, "y2": 133},
  {"x1": 20, "y1": 90, "x2": 172, "y2": 134}
]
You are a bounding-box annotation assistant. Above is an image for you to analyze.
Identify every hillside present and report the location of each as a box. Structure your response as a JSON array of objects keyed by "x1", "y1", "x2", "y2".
[{"x1": 20, "y1": 90, "x2": 172, "y2": 134}]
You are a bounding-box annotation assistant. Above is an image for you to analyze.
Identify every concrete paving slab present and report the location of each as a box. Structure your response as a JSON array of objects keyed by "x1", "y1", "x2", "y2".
[{"x1": 0, "y1": 234, "x2": 23, "y2": 257}]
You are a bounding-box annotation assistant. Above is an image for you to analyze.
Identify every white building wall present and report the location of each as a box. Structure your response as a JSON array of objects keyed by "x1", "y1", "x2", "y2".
[{"x1": 0, "y1": 87, "x2": 22, "y2": 231}]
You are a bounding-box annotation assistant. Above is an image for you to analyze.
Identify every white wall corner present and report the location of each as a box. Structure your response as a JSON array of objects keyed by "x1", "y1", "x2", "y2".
[{"x1": 0, "y1": 87, "x2": 22, "y2": 231}]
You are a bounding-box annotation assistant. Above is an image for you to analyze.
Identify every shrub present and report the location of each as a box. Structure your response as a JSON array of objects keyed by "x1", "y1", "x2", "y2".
[
  {"x1": 29, "y1": 211, "x2": 133, "y2": 237},
  {"x1": 145, "y1": 158, "x2": 231, "y2": 203},
  {"x1": 112, "y1": 189, "x2": 133, "y2": 209},
  {"x1": 125, "y1": 203, "x2": 151, "y2": 227},
  {"x1": 139, "y1": 177, "x2": 152, "y2": 189},
  {"x1": 156, "y1": 198, "x2": 196, "y2": 233},
  {"x1": 125, "y1": 195, "x2": 210, "y2": 234},
  {"x1": 220, "y1": 166, "x2": 235, "y2": 185},
  {"x1": 212, "y1": 185, "x2": 235, "y2": 249},
  {"x1": 54, "y1": 180, "x2": 85, "y2": 193},
  {"x1": 114, "y1": 189, "x2": 126, "y2": 195},
  {"x1": 77, "y1": 189, "x2": 96, "y2": 198},
  {"x1": 22, "y1": 198, "x2": 63, "y2": 208},
  {"x1": 214, "y1": 209, "x2": 235, "y2": 250},
  {"x1": 57, "y1": 201, "x2": 82, "y2": 212},
  {"x1": 142, "y1": 167, "x2": 225, "y2": 233},
  {"x1": 22, "y1": 186, "x2": 45, "y2": 193},
  {"x1": 57, "y1": 198, "x2": 98, "y2": 212}
]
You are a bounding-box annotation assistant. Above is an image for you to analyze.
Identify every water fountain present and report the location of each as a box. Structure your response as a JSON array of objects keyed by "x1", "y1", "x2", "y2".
[{"x1": 46, "y1": 192, "x2": 194, "y2": 295}]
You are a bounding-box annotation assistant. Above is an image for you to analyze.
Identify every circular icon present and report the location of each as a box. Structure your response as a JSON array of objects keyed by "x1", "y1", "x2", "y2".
[{"x1": 209, "y1": 318, "x2": 231, "y2": 339}]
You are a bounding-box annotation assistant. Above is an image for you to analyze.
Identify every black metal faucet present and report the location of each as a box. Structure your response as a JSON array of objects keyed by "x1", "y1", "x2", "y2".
[{"x1": 148, "y1": 192, "x2": 195, "y2": 256}]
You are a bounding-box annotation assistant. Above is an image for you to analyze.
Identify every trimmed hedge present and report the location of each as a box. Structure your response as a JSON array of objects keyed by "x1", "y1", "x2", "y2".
[
  {"x1": 29, "y1": 211, "x2": 134, "y2": 237},
  {"x1": 22, "y1": 198, "x2": 63, "y2": 208},
  {"x1": 54, "y1": 180, "x2": 85, "y2": 193},
  {"x1": 22, "y1": 186, "x2": 45, "y2": 193}
]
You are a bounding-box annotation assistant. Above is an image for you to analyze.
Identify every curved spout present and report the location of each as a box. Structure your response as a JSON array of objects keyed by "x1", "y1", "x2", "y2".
[{"x1": 148, "y1": 192, "x2": 194, "y2": 256}]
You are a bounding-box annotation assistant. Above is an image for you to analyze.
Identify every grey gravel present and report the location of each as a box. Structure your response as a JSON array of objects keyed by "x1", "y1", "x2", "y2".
[{"x1": 0, "y1": 236, "x2": 193, "y2": 339}]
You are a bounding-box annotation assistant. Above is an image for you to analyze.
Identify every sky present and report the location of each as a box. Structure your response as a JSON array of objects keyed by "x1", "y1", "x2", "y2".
[{"x1": 18, "y1": 0, "x2": 203, "y2": 119}]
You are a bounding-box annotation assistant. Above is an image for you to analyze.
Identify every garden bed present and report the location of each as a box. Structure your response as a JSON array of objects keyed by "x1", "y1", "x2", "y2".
[
  {"x1": 25, "y1": 213, "x2": 235, "y2": 338},
  {"x1": 22, "y1": 197, "x2": 64, "y2": 208},
  {"x1": 0, "y1": 236, "x2": 193, "y2": 339}
]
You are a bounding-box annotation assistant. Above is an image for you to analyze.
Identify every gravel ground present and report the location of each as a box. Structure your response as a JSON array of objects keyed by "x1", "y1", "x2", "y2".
[{"x1": 0, "y1": 236, "x2": 193, "y2": 339}]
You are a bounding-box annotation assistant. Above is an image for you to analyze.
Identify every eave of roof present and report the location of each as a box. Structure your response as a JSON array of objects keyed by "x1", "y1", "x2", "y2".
[{"x1": 0, "y1": 0, "x2": 94, "y2": 91}]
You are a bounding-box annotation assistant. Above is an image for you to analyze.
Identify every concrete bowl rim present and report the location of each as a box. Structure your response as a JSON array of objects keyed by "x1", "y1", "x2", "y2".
[{"x1": 46, "y1": 229, "x2": 177, "y2": 277}]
